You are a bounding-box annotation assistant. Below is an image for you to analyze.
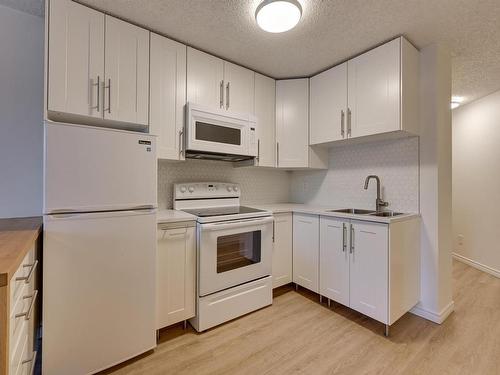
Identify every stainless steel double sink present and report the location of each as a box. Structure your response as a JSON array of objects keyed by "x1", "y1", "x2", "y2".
[{"x1": 327, "y1": 208, "x2": 405, "y2": 217}]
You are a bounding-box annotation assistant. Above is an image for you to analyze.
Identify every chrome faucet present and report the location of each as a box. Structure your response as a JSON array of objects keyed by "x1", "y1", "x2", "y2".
[{"x1": 364, "y1": 175, "x2": 389, "y2": 212}]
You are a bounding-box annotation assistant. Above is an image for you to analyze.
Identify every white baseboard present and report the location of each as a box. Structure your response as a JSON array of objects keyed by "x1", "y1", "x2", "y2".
[
  {"x1": 410, "y1": 300, "x2": 455, "y2": 324},
  {"x1": 453, "y1": 252, "x2": 500, "y2": 279}
]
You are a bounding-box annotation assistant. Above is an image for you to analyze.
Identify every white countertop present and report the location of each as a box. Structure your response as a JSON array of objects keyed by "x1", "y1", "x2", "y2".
[
  {"x1": 251, "y1": 203, "x2": 420, "y2": 224},
  {"x1": 157, "y1": 209, "x2": 197, "y2": 224}
]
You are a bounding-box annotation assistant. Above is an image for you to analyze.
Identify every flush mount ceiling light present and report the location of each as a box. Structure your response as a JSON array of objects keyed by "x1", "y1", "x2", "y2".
[
  {"x1": 451, "y1": 96, "x2": 464, "y2": 109},
  {"x1": 255, "y1": 0, "x2": 302, "y2": 33}
]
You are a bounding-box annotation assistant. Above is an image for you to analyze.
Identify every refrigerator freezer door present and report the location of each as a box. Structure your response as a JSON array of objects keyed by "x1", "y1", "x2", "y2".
[
  {"x1": 44, "y1": 122, "x2": 157, "y2": 214},
  {"x1": 42, "y1": 209, "x2": 156, "y2": 375}
]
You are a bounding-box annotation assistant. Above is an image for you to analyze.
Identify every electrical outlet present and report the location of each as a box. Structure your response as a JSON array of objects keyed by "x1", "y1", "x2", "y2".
[{"x1": 458, "y1": 235, "x2": 464, "y2": 246}]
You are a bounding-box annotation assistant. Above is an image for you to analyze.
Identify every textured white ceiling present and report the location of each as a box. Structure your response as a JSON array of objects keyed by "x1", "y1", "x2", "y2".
[{"x1": 5, "y1": 0, "x2": 500, "y2": 103}]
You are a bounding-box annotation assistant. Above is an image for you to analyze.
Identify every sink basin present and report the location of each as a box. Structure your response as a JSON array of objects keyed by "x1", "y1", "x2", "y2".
[
  {"x1": 369, "y1": 211, "x2": 405, "y2": 217},
  {"x1": 327, "y1": 208, "x2": 376, "y2": 215}
]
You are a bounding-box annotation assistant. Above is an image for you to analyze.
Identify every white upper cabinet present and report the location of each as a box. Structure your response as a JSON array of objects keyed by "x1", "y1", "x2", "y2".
[
  {"x1": 349, "y1": 220, "x2": 388, "y2": 323},
  {"x1": 254, "y1": 73, "x2": 276, "y2": 167},
  {"x1": 223, "y1": 62, "x2": 254, "y2": 114},
  {"x1": 187, "y1": 48, "x2": 224, "y2": 109},
  {"x1": 276, "y1": 79, "x2": 309, "y2": 168},
  {"x1": 293, "y1": 213, "x2": 319, "y2": 293},
  {"x1": 48, "y1": 0, "x2": 104, "y2": 118},
  {"x1": 348, "y1": 37, "x2": 419, "y2": 138},
  {"x1": 319, "y1": 216, "x2": 350, "y2": 307},
  {"x1": 104, "y1": 16, "x2": 150, "y2": 126},
  {"x1": 310, "y1": 62, "x2": 348, "y2": 145},
  {"x1": 149, "y1": 33, "x2": 187, "y2": 160},
  {"x1": 272, "y1": 213, "x2": 293, "y2": 288}
]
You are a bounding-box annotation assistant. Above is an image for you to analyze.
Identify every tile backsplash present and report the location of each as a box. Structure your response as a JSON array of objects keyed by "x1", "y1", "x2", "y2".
[
  {"x1": 290, "y1": 137, "x2": 420, "y2": 213},
  {"x1": 158, "y1": 159, "x2": 291, "y2": 209}
]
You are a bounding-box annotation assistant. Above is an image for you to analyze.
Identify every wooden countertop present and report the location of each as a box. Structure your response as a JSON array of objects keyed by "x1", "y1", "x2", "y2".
[{"x1": 0, "y1": 217, "x2": 42, "y2": 287}]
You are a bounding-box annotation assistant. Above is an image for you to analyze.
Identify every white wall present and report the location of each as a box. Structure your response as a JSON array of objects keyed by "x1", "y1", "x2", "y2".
[
  {"x1": 452, "y1": 89, "x2": 500, "y2": 277},
  {"x1": 290, "y1": 137, "x2": 419, "y2": 213},
  {"x1": 158, "y1": 160, "x2": 291, "y2": 209},
  {"x1": 0, "y1": 5, "x2": 44, "y2": 218}
]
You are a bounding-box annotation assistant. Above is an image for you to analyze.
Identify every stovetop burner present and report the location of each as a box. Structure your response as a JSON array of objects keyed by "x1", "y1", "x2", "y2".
[{"x1": 182, "y1": 206, "x2": 266, "y2": 218}]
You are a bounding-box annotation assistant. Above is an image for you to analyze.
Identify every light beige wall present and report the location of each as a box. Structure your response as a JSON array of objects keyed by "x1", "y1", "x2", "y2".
[{"x1": 452, "y1": 90, "x2": 500, "y2": 277}]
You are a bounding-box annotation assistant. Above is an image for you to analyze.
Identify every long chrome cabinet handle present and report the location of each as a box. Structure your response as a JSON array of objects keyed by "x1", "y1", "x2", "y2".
[
  {"x1": 342, "y1": 223, "x2": 347, "y2": 252},
  {"x1": 226, "y1": 82, "x2": 230, "y2": 110},
  {"x1": 91, "y1": 76, "x2": 100, "y2": 112},
  {"x1": 15, "y1": 290, "x2": 38, "y2": 320},
  {"x1": 105, "y1": 78, "x2": 111, "y2": 113},
  {"x1": 276, "y1": 142, "x2": 280, "y2": 167},
  {"x1": 347, "y1": 108, "x2": 352, "y2": 137},
  {"x1": 16, "y1": 260, "x2": 38, "y2": 284},
  {"x1": 179, "y1": 129, "x2": 184, "y2": 156},
  {"x1": 257, "y1": 139, "x2": 260, "y2": 163},
  {"x1": 219, "y1": 80, "x2": 224, "y2": 108},
  {"x1": 349, "y1": 224, "x2": 354, "y2": 254},
  {"x1": 341, "y1": 109, "x2": 345, "y2": 138}
]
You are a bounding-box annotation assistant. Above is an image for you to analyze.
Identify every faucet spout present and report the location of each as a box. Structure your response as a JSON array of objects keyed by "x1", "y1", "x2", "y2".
[{"x1": 364, "y1": 175, "x2": 388, "y2": 212}]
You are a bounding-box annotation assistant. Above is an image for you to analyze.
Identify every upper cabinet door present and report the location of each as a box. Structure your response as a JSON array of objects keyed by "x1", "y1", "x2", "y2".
[
  {"x1": 48, "y1": 0, "x2": 104, "y2": 118},
  {"x1": 349, "y1": 221, "x2": 388, "y2": 324},
  {"x1": 149, "y1": 33, "x2": 186, "y2": 160},
  {"x1": 254, "y1": 74, "x2": 276, "y2": 167},
  {"x1": 276, "y1": 79, "x2": 309, "y2": 168},
  {"x1": 104, "y1": 16, "x2": 150, "y2": 126},
  {"x1": 310, "y1": 62, "x2": 348, "y2": 145},
  {"x1": 187, "y1": 48, "x2": 224, "y2": 109},
  {"x1": 348, "y1": 38, "x2": 400, "y2": 138},
  {"x1": 223, "y1": 62, "x2": 254, "y2": 114}
]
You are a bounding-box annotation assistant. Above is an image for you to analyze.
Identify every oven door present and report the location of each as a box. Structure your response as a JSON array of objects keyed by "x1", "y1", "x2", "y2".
[
  {"x1": 198, "y1": 216, "x2": 273, "y2": 296},
  {"x1": 186, "y1": 103, "x2": 256, "y2": 157}
]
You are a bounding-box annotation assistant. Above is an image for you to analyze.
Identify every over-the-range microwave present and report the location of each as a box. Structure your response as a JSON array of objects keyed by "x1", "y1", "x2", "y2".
[{"x1": 184, "y1": 103, "x2": 258, "y2": 162}]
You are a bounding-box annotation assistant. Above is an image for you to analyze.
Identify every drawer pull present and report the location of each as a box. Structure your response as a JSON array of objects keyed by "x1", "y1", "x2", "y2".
[
  {"x1": 15, "y1": 290, "x2": 38, "y2": 320},
  {"x1": 16, "y1": 260, "x2": 38, "y2": 284},
  {"x1": 22, "y1": 350, "x2": 37, "y2": 375}
]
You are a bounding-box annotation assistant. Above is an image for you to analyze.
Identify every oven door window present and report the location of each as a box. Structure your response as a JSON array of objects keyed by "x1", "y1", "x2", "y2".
[
  {"x1": 195, "y1": 122, "x2": 241, "y2": 146},
  {"x1": 217, "y1": 230, "x2": 261, "y2": 273}
]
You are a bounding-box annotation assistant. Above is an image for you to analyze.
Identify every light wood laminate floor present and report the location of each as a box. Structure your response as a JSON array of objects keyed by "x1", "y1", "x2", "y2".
[{"x1": 103, "y1": 261, "x2": 500, "y2": 375}]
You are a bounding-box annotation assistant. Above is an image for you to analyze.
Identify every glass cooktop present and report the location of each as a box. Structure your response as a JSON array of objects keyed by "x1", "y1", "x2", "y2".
[{"x1": 182, "y1": 206, "x2": 266, "y2": 218}]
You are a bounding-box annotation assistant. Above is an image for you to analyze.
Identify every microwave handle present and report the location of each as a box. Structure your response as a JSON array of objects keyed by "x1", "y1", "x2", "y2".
[{"x1": 201, "y1": 216, "x2": 274, "y2": 232}]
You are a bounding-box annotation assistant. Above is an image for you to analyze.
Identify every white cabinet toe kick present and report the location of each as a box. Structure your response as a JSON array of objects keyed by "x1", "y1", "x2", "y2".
[{"x1": 190, "y1": 276, "x2": 273, "y2": 332}]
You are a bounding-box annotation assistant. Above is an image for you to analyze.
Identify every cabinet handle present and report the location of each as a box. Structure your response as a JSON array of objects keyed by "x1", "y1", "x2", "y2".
[
  {"x1": 226, "y1": 82, "x2": 230, "y2": 110},
  {"x1": 22, "y1": 350, "x2": 37, "y2": 375},
  {"x1": 349, "y1": 224, "x2": 354, "y2": 254},
  {"x1": 342, "y1": 223, "x2": 347, "y2": 252},
  {"x1": 91, "y1": 76, "x2": 100, "y2": 112},
  {"x1": 347, "y1": 108, "x2": 352, "y2": 137},
  {"x1": 105, "y1": 78, "x2": 111, "y2": 113},
  {"x1": 179, "y1": 129, "x2": 184, "y2": 156},
  {"x1": 257, "y1": 139, "x2": 260, "y2": 163},
  {"x1": 340, "y1": 109, "x2": 345, "y2": 138},
  {"x1": 272, "y1": 218, "x2": 275, "y2": 243},
  {"x1": 16, "y1": 260, "x2": 38, "y2": 284},
  {"x1": 15, "y1": 290, "x2": 38, "y2": 320},
  {"x1": 276, "y1": 142, "x2": 280, "y2": 167},
  {"x1": 219, "y1": 80, "x2": 224, "y2": 108}
]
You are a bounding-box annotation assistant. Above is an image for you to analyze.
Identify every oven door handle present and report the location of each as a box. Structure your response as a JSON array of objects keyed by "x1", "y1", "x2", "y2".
[{"x1": 200, "y1": 216, "x2": 274, "y2": 232}]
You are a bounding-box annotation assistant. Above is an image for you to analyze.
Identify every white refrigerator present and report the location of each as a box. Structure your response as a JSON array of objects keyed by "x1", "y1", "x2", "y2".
[{"x1": 43, "y1": 122, "x2": 157, "y2": 375}]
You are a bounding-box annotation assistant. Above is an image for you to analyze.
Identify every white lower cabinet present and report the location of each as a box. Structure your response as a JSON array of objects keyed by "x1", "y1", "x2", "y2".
[
  {"x1": 319, "y1": 216, "x2": 420, "y2": 326},
  {"x1": 272, "y1": 213, "x2": 293, "y2": 288},
  {"x1": 157, "y1": 221, "x2": 196, "y2": 329},
  {"x1": 292, "y1": 213, "x2": 319, "y2": 293}
]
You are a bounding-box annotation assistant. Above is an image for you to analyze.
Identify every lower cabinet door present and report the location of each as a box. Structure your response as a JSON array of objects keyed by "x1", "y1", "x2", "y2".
[
  {"x1": 292, "y1": 213, "x2": 319, "y2": 292},
  {"x1": 319, "y1": 217, "x2": 350, "y2": 306},
  {"x1": 348, "y1": 220, "x2": 388, "y2": 323},
  {"x1": 272, "y1": 213, "x2": 293, "y2": 288},
  {"x1": 157, "y1": 225, "x2": 196, "y2": 329}
]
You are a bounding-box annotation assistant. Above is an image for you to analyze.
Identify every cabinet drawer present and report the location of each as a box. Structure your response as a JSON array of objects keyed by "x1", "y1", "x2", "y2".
[
  {"x1": 10, "y1": 249, "x2": 35, "y2": 307},
  {"x1": 10, "y1": 318, "x2": 28, "y2": 374},
  {"x1": 10, "y1": 288, "x2": 38, "y2": 361}
]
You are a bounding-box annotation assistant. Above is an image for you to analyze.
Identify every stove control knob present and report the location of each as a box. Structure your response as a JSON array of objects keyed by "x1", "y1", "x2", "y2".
[
  {"x1": 233, "y1": 186, "x2": 239, "y2": 192},
  {"x1": 188, "y1": 186, "x2": 195, "y2": 193},
  {"x1": 179, "y1": 186, "x2": 187, "y2": 193},
  {"x1": 226, "y1": 186, "x2": 232, "y2": 192}
]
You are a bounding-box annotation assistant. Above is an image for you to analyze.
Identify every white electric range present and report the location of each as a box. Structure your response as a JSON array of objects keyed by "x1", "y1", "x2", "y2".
[{"x1": 173, "y1": 182, "x2": 273, "y2": 332}]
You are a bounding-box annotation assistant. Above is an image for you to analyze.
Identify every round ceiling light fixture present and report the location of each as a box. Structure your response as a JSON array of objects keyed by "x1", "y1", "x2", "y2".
[{"x1": 255, "y1": 0, "x2": 302, "y2": 33}]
